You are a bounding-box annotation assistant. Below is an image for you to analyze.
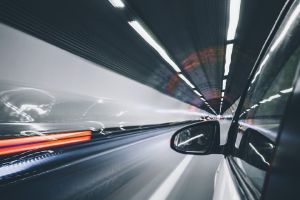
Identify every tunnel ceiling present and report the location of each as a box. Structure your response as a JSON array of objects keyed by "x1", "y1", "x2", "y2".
[{"x1": 0, "y1": 0, "x2": 287, "y2": 114}]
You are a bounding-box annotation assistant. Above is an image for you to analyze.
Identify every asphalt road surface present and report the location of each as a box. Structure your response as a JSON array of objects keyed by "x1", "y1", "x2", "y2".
[{"x1": 0, "y1": 123, "x2": 228, "y2": 200}]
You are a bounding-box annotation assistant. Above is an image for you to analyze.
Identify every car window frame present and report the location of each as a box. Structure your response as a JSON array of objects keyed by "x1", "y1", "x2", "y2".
[{"x1": 223, "y1": 0, "x2": 300, "y2": 199}]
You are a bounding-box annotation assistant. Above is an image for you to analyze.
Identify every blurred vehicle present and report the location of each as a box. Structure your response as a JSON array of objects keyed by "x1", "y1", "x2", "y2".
[{"x1": 170, "y1": 1, "x2": 300, "y2": 199}]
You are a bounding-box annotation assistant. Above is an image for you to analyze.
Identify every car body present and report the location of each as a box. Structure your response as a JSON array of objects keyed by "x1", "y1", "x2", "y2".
[{"x1": 170, "y1": 1, "x2": 300, "y2": 199}]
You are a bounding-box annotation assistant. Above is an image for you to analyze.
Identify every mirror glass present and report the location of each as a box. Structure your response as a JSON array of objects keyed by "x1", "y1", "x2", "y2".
[
  {"x1": 172, "y1": 121, "x2": 219, "y2": 154},
  {"x1": 237, "y1": 128, "x2": 275, "y2": 170}
]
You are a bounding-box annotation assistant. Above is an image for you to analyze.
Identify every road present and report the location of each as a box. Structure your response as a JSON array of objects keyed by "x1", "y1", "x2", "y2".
[{"x1": 0, "y1": 124, "x2": 225, "y2": 200}]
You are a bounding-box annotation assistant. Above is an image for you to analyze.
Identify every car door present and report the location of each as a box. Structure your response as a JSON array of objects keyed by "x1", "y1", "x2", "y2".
[{"x1": 216, "y1": 1, "x2": 300, "y2": 199}]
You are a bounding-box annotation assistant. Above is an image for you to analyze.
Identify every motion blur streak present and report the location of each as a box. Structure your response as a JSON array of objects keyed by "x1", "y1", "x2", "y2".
[
  {"x1": 0, "y1": 131, "x2": 91, "y2": 147},
  {"x1": 0, "y1": 131, "x2": 91, "y2": 155},
  {"x1": 0, "y1": 126, "x2": 222, "y2": 200}
]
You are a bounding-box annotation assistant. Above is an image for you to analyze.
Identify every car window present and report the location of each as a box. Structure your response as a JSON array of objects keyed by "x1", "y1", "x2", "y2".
[{"x1": 233, "y1": 12, "x2": 300, "y2": 194}]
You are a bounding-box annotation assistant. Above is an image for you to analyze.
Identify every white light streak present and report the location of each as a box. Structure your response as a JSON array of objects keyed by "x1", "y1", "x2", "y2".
[
  {"x1": 270, "y1": 3, "x2": 300, "y2": 52},
  {"x1": 178, "y1": 74, "x2": 195, "y2": 88},
  {"x1": 251, "y1": 104, "x2": 259, "y2": 109},
  {"x1": 224, "y1": 44, "x2": 233, "y2": 76},
  {"x1": 251, "y1": 54, "x2": 270, "y2": 84},
  {"x1": 249, "y1": 143, "x2": 270, "y2": 166},
  {"x1": 260, "y1": 94, "x2": 281, "y2": 104},
  {"x1": 193, "y1": 90, "x2": 202, "y2": 96},
  {"x1": 267, "y1": 94, "x2": 281, "y2": 101},
  {"x1": 108, "y1": 0, "x2": 125, "y2": 8},
  {"x1": 227, "y1": 0, "x2": 241, "y2": 40},
  {"x1": 128, "y1": 20, "x2": 181, "y2": 73},
  {"x1": 260, "y1": 99, "x2": 268, "y2": 104},
  {"x1": 280, "y1": 87, "x2": 293, "y2": 94},
  {"x1": 178, "y1": 134, "x2": 204, "y2": 147},
  {"x1": 223, "y1": 79, "x2": 227, "y2": 90}
]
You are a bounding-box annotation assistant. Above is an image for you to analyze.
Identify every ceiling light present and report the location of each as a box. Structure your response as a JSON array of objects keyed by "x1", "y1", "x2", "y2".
[
  {"x1": 227, "y1": 0, "x2": 241, "y2": 40},
  {"x1": 221, "y1": 91, "x2": 225, "y2": 97},
  {"x1": 224, "y1": 44, "x2": 233, "y2": 76},
  {"x1": 201, "y1": 97, "x2": 206, "y2": 101},
  {"x1": 193, "y1": 90, "x2": 202, "y2": 96},
  {"x1": 222, "y1": 79, "x2": 227, "y2": 90},
  {"x1": 108, "y1": 0, "x2": 125, "y2": 8},
  {"x1": 178, "y1": 74, "x2": 195, "y2": 88},
  {"x1": 128, "y1": 20, "x2": 181, "y2": 73}
]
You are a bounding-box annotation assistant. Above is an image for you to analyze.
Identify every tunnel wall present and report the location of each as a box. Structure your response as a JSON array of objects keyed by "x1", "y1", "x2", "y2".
[{"x1": 0, "y1": 23, "x2": 210, "y2": 135}]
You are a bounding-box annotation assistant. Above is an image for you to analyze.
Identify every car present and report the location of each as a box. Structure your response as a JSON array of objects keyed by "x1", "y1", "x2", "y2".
[{"x1": 170, "y1": 1, "x2": 300, "y2": 199}]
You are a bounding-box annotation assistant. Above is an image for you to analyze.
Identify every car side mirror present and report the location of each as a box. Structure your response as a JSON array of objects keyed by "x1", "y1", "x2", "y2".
[{"x1": 170, "y1": 121, "x2": 221, "y2": 155}]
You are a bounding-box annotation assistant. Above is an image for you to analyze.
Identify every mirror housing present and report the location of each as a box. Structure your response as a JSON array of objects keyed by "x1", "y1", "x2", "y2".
[{"x1": 170, "y1": 121, "x2": 222, "y2": 155}]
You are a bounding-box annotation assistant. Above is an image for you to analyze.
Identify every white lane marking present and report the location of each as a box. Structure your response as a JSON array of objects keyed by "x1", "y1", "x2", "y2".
[{"x1": 148, "y1": 155, "x2": 193, "y2": 200}]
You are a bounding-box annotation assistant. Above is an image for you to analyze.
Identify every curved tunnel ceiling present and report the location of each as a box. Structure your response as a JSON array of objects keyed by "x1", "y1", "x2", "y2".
[{"x1": 0, "y1": 0, "x2": 287, "y2": 114}]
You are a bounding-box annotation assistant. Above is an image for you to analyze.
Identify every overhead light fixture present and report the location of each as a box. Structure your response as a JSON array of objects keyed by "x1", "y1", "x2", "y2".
[
  {"x1": 224, "y1": 44, "x2": 233, "y2": 76},
  {"x1": 128, "y1": 20, "x2": 181, "y2": 73},
  {"x1": 178, "y1": 74, "x2": 195, "y2": 88},
  {"x1": 201, "y1": 97, "x2": 206, "y2": 101},
  {"x1": 270, "y1": 3, "x2": 300, "y2": 52},
  {"x1": 227, "y1": 0, "x2": 241, "y2": 40},
  {"x1": 222, "y1": 79, "x2": 227, "y2": 90},
  {"x1": 221, "y1": 91, "x2": 225, "y2": 97},
  {"x1": 193, "y1": 90, "x2": 202, "y2": 96},
  {"x1": 108, "y1": 0, "x2": 125, "y2": 8}
]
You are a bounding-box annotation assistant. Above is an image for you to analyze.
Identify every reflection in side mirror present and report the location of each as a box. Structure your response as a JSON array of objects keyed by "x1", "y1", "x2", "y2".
[
  {"x1": 238, "y1": 128, "x2": 275, "y2": 170},
  {"x1": 170, "y1": 121, "x2": 221, "y2": 155}
]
